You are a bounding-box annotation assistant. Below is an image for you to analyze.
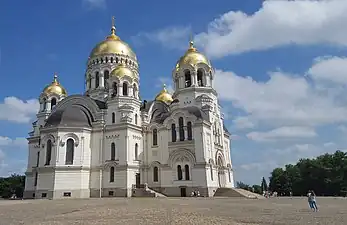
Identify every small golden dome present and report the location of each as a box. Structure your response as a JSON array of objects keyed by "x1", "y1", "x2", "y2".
[
  {"x1": 176, "y1": 40, "x2": 211, "y2": 71},
  {"x1": 155, "y1": 84, "x2": 173, "y2": 104},
  {"x1": 110, "y1": 63, "x2": 134, "y2": 78},
  {"x1": 89, "y1": 17, "x2": 137, "y2": 59},
  {"x1": 42, "y1": 73, "x2": 67, "y2": 96}
]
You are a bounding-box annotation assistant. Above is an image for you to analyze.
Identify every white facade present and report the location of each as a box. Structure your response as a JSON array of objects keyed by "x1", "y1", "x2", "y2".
[{"x1": 24, "y1": 23, "x2": 234, "y2": 199}]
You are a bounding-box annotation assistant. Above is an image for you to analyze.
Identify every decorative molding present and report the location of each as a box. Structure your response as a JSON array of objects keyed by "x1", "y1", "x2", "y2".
[
  {"x1": 132, "y1": 135, "x2": 141, "y2": 140},
  {"x1": 168, "y1": 148, "x2": 196, "y2": 168},
  {"x1": 60, "y1": 133, "x2": 80, "y2": 147},
  {"x1": 105, "y1": 134, "x2": 120, "y2": 139}
]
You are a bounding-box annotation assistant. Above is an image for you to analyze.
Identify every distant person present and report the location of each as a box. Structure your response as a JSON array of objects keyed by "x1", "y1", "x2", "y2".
[
  {"x1": 307, "y1": 191, "x2": 314, "y2": 211},
  {"x1": 311, "y1": 191, "x2": 318, "y2": 212}
]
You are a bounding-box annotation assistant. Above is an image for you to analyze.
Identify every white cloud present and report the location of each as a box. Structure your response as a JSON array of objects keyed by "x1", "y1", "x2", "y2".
[
  {"x1": 0, "y1": 136, "x2": 27, "y2": 148},
  {"x1": 214, "y1": 61, "x2": 347, "y2": 128},
  {"x1": 82, "y1": 0, "x2": 106, "y2": 10},
  {"x1": 136, "y1": 0, "x2": 347, "y2": 58},
  {"x1": 0, "y1": 97, "x2": 39, "y2": 123},
  {"x1": 0, "y1": 137, "x2": 27, "y2": 177},
  {"x1": 308, "y1": 56, "x2": 347, "y2": 85},
  {"x1": 247, "y1": 126, "x2": 317, "y2": 142},
  {"x1": 233, "y1": 116, "x2": 255, "y2": 129},
  {"x1": 323, "y1": 142, "x2": 335, "y2": 148},
  {"x1": 132, "y1": 26, "x2": 191, "y2": 50},
  {"x1": 195, "y1": 0, "x2": 347, "y2": 58},
  {"x1": 236, "y1": 143, "x2": 340, "y2": 183}
]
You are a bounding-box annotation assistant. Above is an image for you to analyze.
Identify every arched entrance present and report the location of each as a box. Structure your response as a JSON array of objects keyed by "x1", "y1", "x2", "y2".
[{"x1": 217, "y1": 155, "x2": 226, "y2": 188}]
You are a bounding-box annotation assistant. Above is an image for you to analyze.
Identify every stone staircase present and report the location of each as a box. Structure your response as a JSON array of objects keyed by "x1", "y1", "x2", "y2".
[
  {"x1": 132, "y1": 184, "x2": 167, "y2": 197},
  {"x1": 214, "y1": 188, "x2": 264, "y2": 199}
]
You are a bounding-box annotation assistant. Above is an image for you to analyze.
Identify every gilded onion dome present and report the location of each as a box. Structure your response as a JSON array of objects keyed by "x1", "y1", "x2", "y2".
[
  {"x1": 42, "y1": 73, "x2": 67, "y2": 96},
  {"x1": 89, "y1": 17, "x2": 137, "y2": 60},
  {"x1": 176, "y1": 40, "x2": 211, "y2": 71},
  {"x1": 155, "y1": 84, "x2": 173, "y2": 104},
  {"x1": 110, "y1": 63, "x2": 134, "y2": 78}
]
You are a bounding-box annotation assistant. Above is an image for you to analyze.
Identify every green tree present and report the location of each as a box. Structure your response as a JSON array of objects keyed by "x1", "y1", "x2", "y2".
[
  {"x1": 0, "y1": 174, "x2": 25, "y2": 198},
  {"x1": 261, "y1": 177, "x2": 268, "y2": 193},
  {"x1": 269, "y1": 150, "x2": 347, "y2": 196}
]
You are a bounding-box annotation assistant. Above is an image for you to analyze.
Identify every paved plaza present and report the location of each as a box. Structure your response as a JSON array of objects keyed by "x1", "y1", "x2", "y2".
[{"x1": 0, "y1": 197, "x2": 346, "y2": 225}]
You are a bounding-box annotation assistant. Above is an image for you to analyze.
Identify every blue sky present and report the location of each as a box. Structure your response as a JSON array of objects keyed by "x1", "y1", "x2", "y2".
[{"x1": 1, "y1": 0, "x2": 347, "y2": 185}]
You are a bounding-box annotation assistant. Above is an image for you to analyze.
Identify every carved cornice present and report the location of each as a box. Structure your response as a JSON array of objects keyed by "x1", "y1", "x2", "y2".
[{"x1": 105, "y1": 134, "x2": 120, "y2": 139}]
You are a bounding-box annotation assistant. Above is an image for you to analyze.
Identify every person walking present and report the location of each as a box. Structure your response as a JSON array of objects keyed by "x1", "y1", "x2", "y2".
[
  {"x1": 307, "y1": 190, "x2": 314, "y2": 211},
  {"x1": 311, "y1": 191, "x2": 318, "y2": 212}
]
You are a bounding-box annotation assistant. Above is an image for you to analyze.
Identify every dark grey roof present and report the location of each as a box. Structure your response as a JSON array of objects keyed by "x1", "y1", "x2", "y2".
[
  {"x1": 45, "y1": 105, "x2": 92, "y2": 127},
  {"x1": 93, "y1": 99, "x2": 107, "y2": 109},
  {"x1": 140, "y1": 100, "x2": 153, "y2": 112},
  {"x1": 150, "y1": 101, "x2": 171, "y2": 124},
  {"x1": 184, "y1": 106, "x2": 209, "y2": 120}
]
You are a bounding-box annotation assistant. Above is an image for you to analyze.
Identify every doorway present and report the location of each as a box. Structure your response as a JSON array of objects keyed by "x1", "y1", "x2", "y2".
[
  {"x1": 180, "y1": 187, "x2": 187, "y2": 197},
  {"x1": 135, "y1": 173, "x2": 140, "y2": 188}
]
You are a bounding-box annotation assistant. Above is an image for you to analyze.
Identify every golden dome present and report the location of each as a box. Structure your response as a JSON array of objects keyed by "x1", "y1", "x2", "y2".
[
  {"x1": 110, "y1": 63, "x2": 134, "y2": 78},
  {"x1": 155, "y1": 84, "x2": 173, "y2": 104},
  {"x1": 176, "y1": 40, "x2": 211, "y2": 71},
  {"x1": 43, "y1": 73, "x2": 67, "y2": 96},
  {"x1": 89, "y1": 17, "x2": 137, "y2": 59}
]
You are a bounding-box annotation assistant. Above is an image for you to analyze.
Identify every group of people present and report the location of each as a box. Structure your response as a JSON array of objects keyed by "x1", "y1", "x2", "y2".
[
  {"x1": 191, "y1": 190, "x2": 200, "y2": 197},
  {"x1": 307, "y1": 190, "x2": 318, "y2": 212}
]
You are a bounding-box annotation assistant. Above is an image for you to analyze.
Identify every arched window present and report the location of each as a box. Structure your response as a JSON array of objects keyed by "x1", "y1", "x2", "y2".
[
  {"x1": 135, "y1": 114, "x2": 138, "y2": 125},
  {"x1": 104, "y1": 70, "x2": 110, "y2": 89},
  {"x1": 110, "y1": 166, "x2": 115, "y2": 182},
  {"x1": 153, "y1": 166, "x2": 159, "y2": 182},
  {"x1": 171, "y1": 124, "x2": 176, "y2": 142},
  {"x1": 197, "y1": 69, "x2": 204, "y2": 86},
  {"x1": 179, "y1": 117, "x2": 185, "y2": 141},
  {"x1": 111, "y1": 57, "x2": 114, "y2": 63},
  {"x1": 133, "y1": 84, "x2": 137, "y2": 98},
  {"x1": 43, "y1": 100, "x2": 47, "y2": 111},
  {"x1": 116, "y1": 57, "x2": 119, "y2": 63},
  {"x1": 177, "y1": 165, "x2": 183, "y2": 180},
  {"x1": 111, "y1": 142, "x2": 115, "y2": 161},
  {"x1": 184, "y1": 70, "x2": 191, "y2": 87},
  {"x1": 135, "y1": 143, "x2": 138, "y2": 160},
  {"x1": 210, "y1": 165, "x2": 213, "y2": 181},
  {"x1": 185, "y1": 165, "x2": 190, "y2": 180},
  {"x1": 187, "y1": 122, "x2": 192, "y2": 140},
  {"x1": 112, "y1": 82, "x2": 117, "y2": 97},
  {"x1": 65, "y1": 138, "x2": 74, "y2": 165},
  {"x1": 123, "y1": 83, "x2": 128, "y2": 96},
  {"x1": 88, "y1": 75, "x2": 92, "y2": 89},
  {"x1": 112, "y1": 112, "x2": 115, "y2": 124},
  {"x1": 105, "y1": 57, "x2": 108, "y2": 63},
  {"x1": 152, "y1": 129, "x2": 158, "y2": 146},
  {"x1": 95, "y1": 72, "x2": 100, "y2": 88},
  {"x1": 45, "y1": 140, "x2": 52, "y2": 165},
  {"x1": 51, "y1": 98, "x2": 57, "y2": 110},
  {"x1": 228, "y1": 170, "x2": 231, "y2": 182}
]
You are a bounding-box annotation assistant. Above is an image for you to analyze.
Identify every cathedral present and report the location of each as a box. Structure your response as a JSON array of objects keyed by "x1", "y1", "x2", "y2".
[{"x1": 23, "y1": 18, "x2": 234, "y2": 199}]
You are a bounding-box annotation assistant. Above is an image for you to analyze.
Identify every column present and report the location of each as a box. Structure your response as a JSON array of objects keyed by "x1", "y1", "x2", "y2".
[
  {"x1": 119, "y1": 84, "x2": 123, "y2": 96},
  {"x1": 46, "y1": 101, "x2": 52, "y2": 112},
  {"x1": 191, "y1": 71, "x2": 197, "y2": 87},
  {"x1": 91, "y1": 77, "x2": 95, "y2": 89},
  {"x1": 99, "y1": 71, "x2": 104, "y2": 88}
]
